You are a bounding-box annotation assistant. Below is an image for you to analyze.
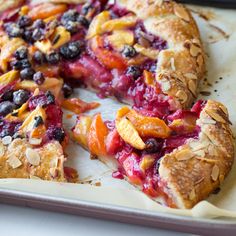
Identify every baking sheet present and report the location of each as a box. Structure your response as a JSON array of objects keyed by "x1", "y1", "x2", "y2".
[{"x1": 1, "y1": 5, "x2": 236, "y2": 220}]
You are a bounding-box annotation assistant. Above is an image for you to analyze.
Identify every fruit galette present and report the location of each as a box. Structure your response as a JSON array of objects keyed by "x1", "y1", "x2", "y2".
[{"x1": 0, "y1": 0, "x2": 234, "y2": 209}]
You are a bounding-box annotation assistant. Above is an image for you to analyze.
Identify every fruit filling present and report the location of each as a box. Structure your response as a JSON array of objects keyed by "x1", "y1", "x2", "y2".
[
  {"x1": 0, "y1": 1, "x2": 172, "y2": 118},
  {"x1": 0, "y1": 73, "x2": 66, "y2": 147},
  {"x1": 73, "y1": 100, "x2": 206, "y2": 205}
]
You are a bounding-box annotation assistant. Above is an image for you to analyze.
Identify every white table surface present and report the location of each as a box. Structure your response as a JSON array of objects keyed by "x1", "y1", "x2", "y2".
[{"x1": 0, "y1": 203, "x2": 191, "y2": 236}]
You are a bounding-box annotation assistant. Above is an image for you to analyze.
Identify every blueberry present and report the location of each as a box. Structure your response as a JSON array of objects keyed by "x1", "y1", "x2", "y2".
[
  {"x1": 59, "y1": 41, "x2": 84, "y2": 59},
  {"x1": 1, "y1": 90, "x2": 13, "y2": 101},
  {"x1": 4, "y1": 23, "x2": 23, "y2": 38},
  {"x1": 77, "y1": 15, "x2": 89, "y2": 28},
  {"x1": 33, "y1": 71, "x2": 45, "y2": 85},
  {"x1": 10, "y1": 59, "x2": 31, "y2": 70},
  {"x1": 13, "y1": 89, "x2": 30, "y2": 106},
  {"x1": 52, "y1": 127, "x2": 65, "y2": 143},
  {"x1": 20, "y1": 68, "x2": 35, "y2": 80},
  {"x1": 32, "y1": 28, "x2": 44, "y2": 41},
  {"x1": 14, "y1": 46, "x2": 28, "y2": 60},
  {"x1": 122, "y1": 45, "x2": 136, "y2": 58},
  {"x1": 144, "y1": 138, "x2": 161, "y2": 154},
  {"x1": 46, "y1": 52, "x2": 60, "y2": 64},
  {"x1": 62, "y1": 83, "x2": 73, "y2": 98},
  {"x1": 34, "y1": 116, "x2": 44, "y2": 128},
  {"x1": 0, "y1": 101, "x2": 15, "y2": 116},
  {"x1": 46, "y1": 91, "x2": 55, "y2": 105},
  {"x1": 64, "y1": 21, "x2": 79, "y2": 34},
  {"x1": 33, "y1": 51, "x2": 45, "y2": 64},
  {"x1": 23, "y1": 30, "x2": 33, "y2": 43},
  {"x1": 10, "y1": 60, "x2": 22, "y2": 70},
  {"x1": 126, "y1": 66, "x2": 142, "y2": 80},
  {"x1": 17, "y1": 15, "x2": 32, "y2": 28},
  {"x1": 32, "y1": 19, "x2": 45, "y2": 29},
  {"x1": 61, "y1": 10, "x2": 79, "y2": 25},
  {"x1": 20, "y1": 59, "x2": 31, "y2": 69}
]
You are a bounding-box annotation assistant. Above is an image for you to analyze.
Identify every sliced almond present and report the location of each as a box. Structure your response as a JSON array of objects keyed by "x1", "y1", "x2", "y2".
[
  {"x1": 176, "y1": 90, "x2": 188, "y2": 103},
  {"x1": 184, "y1": 73, "x2": 198, "y2": 80},
  {"x1": 211, "y1": 165, "x2": 220, "y2": 181},
  {"x1": 25, "y1": 147, "x2": 41, "y2": 166},
  {"x1": 29, "y1": 137, "x2": 42, "y2": 146},
  {"x1": 8, "y1": 156, "x2": 22, "y2": 169},
  {"x1": 2, "y1": 136, "x2": 12, "y2": 145},
  {"x1": 196, "y1": 156, "x2": 218, "y2": 163},
  {"x1": 174, "y1": 5, "x2": 190, "y2": 22},
  {"x1": 170, "y1": 57, "x2": 176, "y2": 71},
  {"x1": 194, "y1": 149, "x2": 205, "y2": 158},
  {"x1": 190, "y1": 44, "x2": 201, "y2": 57},
  {"x1": 0, "y1": 143, "x2": 5, "y2": 157},
  {"x1": 188, "y1": 80, "x2": 196, "y2": 96},
  {"x1": 116, "y1": 118, "x2": 146, "y2": 150},
  {"x1": 197, "y1": 54, "x2": 204, "y2": 67},
  {"x1": 175, "y1": 149, "x2": 194, "y2": 161},
  {"x1": 206, "y1": 109, "x2": 226, "y2": 123},
  {"x1": 201, "y1": 118, "x2": 216, "y2": 125},
  {"x1": 161, "y1": 79, "x2": 171, "y2": 92}
]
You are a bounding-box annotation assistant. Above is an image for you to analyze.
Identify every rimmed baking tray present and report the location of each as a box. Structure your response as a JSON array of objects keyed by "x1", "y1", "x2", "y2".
[{"x1": 1, "y1": 4, "x2": 236, "y2": 236}]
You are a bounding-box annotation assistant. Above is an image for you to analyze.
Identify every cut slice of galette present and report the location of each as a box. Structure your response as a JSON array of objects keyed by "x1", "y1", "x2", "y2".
[{"x1": 73, "y1": 100, "x2": 234, "y2": 209}]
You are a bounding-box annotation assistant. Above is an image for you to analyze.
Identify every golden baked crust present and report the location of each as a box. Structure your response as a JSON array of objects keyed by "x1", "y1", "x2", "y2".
[
  {"x1": 116, "y1": 0, "x2": 205, "y2": 108},
  {"x1": 0, "y1": 138, "x2": 66, "y2": 181},
  {"x1": 159, "y1": 100, "x2": 234, "y2": 208}
]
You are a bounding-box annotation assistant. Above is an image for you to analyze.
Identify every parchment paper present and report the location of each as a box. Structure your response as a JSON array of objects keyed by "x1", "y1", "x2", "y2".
[{"x1": 1, "y1": 5, "x2": 236, "y2": 220}]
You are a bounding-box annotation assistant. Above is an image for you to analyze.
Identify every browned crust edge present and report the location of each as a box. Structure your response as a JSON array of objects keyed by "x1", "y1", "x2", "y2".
[
  {"x1": 117, "y1": 0, "x2": 206, "y2": 108},
  {"x1": 158, "y1": 100, "x2": 234, "y2": 209}
]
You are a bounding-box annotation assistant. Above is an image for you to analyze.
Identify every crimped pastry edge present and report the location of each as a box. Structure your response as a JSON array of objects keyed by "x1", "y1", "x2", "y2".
[
  {"x1": 116, "y1": 0, "x2": 205, "y2": 108},
  {"x1": 0, "y1": 139, "x2": 66, "y2": 181},
  {"x1": 158, "y1": 100, "x2": 234, "y2": 208}
]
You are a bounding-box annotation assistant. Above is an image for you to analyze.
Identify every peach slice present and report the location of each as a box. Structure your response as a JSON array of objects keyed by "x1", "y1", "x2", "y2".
[
  {"x1": 72, "y1": 115, "x2": 92, "y2": 148},
  {"x1": 107, "y1": 30, "x2": 134, "y2": 51},
  {"x1": 86, "y1": 11, "x2": 110, "y2": 39},
  {"x1": 51, "y1": 26, "x2": 71, "y2": 49},
  {"x1": 115, "y1": 117, "x2": 146, "y2": 150},
  {"x1": 62, "y1": 98, "x2": 100, "y2": 115},
  {"x1": 139, "y1": 155, "x2": 156, "y2": 173},
  {"x1": 0, "y1": 38, "x2": 25, "y2": 72},
  {"x1": 87, "y1": 114, "x2": 108, "y2": 156},
  {"x1": 19, "y1": 106, "x2": 47, "y2": 134},
  {"x1": 101, "y1": 16, "x2": 137, "y2": 32},
  {"x1": 28, "y1": 3, "x2": 67, "y2": 20},
  {"x1": 134, "y1": 44, "x2": 159, "y2": 60},
  {"x1": 0, "y1": 70, "x2": 19, "y2": 87}
]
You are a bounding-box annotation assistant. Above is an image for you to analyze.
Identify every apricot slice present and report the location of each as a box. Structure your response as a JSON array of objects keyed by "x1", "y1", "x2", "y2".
[
  {"x1": 87, "y1": 114, "x2": 108, "y2": 156},
  {"x1": 28, "y1": 3, "x2": 67, "y2": 20},
  {"x1": 125, "y1": 109, "x2": 171, "y2": 139}
]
